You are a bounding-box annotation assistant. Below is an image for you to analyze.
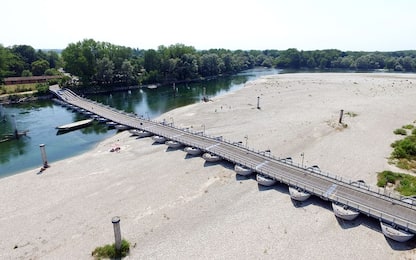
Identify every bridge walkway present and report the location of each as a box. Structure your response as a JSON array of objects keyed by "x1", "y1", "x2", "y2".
[{"x1": 50, "y1": 86, "x2": 416, "y2": 234}]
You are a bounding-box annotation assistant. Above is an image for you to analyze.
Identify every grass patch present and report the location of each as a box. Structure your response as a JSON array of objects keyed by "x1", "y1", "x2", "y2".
[
  {"x1": 377, "y1": 170, "x2": 416, "y2": 196},
  {"x1": 0, "y1": 84, "x2": 37, "y2": 95},
  {"x1": 92, "y1": 239, "x2": 130, "y2": 259},
  {"x1": 393, "y1": 128, "x2": 407, "y2": 135},
  {"x1": 389, "y1": 123, "x2": 416, "y2": 172},
  {"x1": 345, "y1": 111, "x2": 358, "y2": 117},
  {"x1": 403, "y1": 124, "x2": 414, "y2": 130}
]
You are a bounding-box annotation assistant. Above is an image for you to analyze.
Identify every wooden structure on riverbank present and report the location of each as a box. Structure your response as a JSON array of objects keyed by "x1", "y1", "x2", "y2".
[
  {"x1": 0, "y1": 130, "x2": 29, "y2": 143},
  {"x1": 4, "y1": 75, "x2": 62, "y2": 85}
]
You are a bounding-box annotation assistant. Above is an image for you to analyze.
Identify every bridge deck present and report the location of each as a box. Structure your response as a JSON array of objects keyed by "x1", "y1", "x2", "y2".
[{"x1": 51, "y1": 86, "x2": 416, "y2": 234}]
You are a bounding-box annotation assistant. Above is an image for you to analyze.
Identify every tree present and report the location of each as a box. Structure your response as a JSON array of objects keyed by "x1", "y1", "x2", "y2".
[
  {"x1": 279, "y1": 48, "x2": 301, "y2": 69},
  {"x1": 143, "y1": 49, "x2": 161, "y2": 72},
  {"x1": 199, "y1": 53, "x2": 222, "y2": 77},
  {"x1": 119, "y1": 59, "x2": 135, "y2": 84},
  {"x1": 0, "y1": 45, "x2": 25, "y2": 77},
  {"x1": 95, "y1": 57, "x2": 114, "y2": 84},
  {"x1": 21, "y1": 70, "x2": 32, "y2": 77},
  {"x1": 355, "y1": 55, "x2": 371, "y2": 70},
  {"x1": 47, "y1": 50, "x2": 61, "y2": 68},
  {"x1": 31, "y1": 59, "x2": 50, "y2": 76},
  {"x1": 11, "y1": 45, "x2": 37, "y2": 67},
  {"x1": 399, "y1": 56, "x2": 414, "y2": 71},
  {"x1": 62, "y1": 39, "x2": 98, "y2": 85},
  {"x1": 176, "y1": 53, "x2": 198, "y2": 80},
  {"x1": 44, "y1": 68, "x2": 60, "y2": 76}
]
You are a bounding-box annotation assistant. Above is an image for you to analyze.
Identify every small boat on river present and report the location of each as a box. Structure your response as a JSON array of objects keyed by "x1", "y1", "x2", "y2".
[
  {"x1": 380, "y1": 222, "x2": 414, "y2": 242},
  {"x1": 332, "y1": 202, "x2": 360, "y2": 221}
]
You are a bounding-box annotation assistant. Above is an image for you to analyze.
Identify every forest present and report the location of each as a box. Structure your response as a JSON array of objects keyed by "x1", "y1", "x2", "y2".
[{"x1": 1, "y1": 39, "x2": 416, "y2": 88}]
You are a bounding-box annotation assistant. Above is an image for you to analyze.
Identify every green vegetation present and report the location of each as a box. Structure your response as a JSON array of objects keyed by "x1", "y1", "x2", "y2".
[
  {"x1": 3, "y1": 40, "x2": 416, "y2": 89},
  {"x1": 391, "y1": 136, "x2": 416, "y2": 160},
  {"x1": 60, "y1": 41, "x2": 416, "y2": 88},
  {"x1": 390, "y1": 122, "x2": 416, "y2": 171},
  {"x1": 393, "y1": 128, "x2": 407, "y2": 135},
  {"x1": 377, "y1": 171, "x2": 416, "y2": 196},
  {"x1": 35, "y1": 83, "x2": 49, "y2": 94},
  {"x1": 0, "y1": 83, "x2": 37, "y2": 95},
  {"x1": 345, "y1": 111, "x2": 358, "y2": 117},
  {"x1": 92, "y1": 239, "x2": 130, "y2": 259},
  {"x1": 0, "y1": 44, "x2": 63, "y2": 83}
]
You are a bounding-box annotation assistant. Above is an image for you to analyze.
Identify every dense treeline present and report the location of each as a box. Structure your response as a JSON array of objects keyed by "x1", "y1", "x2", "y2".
[
  {"x1": 1, "y1": 39, "x2": 416, "y2": 88},
  {"x1": 0, "y1": 44, "x2": 63, "y2": 80},
  {"x1": 60, "y1": 39, "x2": 257, "y2": 87}
]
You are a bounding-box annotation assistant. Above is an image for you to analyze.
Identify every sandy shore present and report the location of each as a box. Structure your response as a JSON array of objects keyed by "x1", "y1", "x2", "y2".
[{"x1": 1, "y1": 73, "x2": 416, "y2": 259}]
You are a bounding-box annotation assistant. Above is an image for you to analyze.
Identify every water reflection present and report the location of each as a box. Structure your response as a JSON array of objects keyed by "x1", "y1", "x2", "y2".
[
  {"x1": 1, "y1": 68, "x2": 280, "y2": 177},
  {"x1": 88, "y1": 73, "x2": 258, "y2": 118},
  {"x1": 0, "y1": 101, "x2": 116, "y2": 177}
]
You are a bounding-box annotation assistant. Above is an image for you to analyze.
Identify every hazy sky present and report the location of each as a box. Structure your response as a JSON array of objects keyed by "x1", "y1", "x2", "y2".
[{"x1": 2, "y1": 0, "x2": 415, "y2": 51}]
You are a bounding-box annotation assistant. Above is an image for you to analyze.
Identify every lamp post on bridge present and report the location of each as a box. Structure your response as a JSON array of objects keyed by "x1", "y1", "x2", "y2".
[
  {"x1": 301, "y1": 152, "x2": 305, "y2": 167},
  {"x1": 260, "y1": 149, "x2": 271, "y2": 156},
  {"x1": 244, "y1": 135, "x2": 248, "y2": 147}
]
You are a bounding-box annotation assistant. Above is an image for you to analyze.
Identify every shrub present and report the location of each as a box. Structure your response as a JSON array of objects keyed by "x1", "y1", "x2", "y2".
[
  {"x1": 92, "y1": 239, "x2": 130, "y2": 259},
  {"x1": 345, "y1": 111, "x2": 358, "y2": 117},
  {"x1": 47, "y1": 79, "x2": 60, "y2": 85},
  {"x1": 377, "y1": 171, "x2": 397, "y2": 186},
  {"x1": 413, "y1": 128, "x2": 416, "y2": 136},
  {"x1": 35, "y1": 83, "x2": 49, "y2": 94},
  {"x1": 403, "y1": 124, "x2": 414, "y2": 130},
  {"x1": 393, "y1": 128, "x2": 407, "y2": 135},
  {"x1": 391, "y1": 137, "x2": 416, "y2": 159},
  {"x1": 377, "y1": 170, "x2": 416, "y2": 196}
]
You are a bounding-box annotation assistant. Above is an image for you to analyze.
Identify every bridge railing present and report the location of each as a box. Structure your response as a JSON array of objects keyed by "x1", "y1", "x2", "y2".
[
  {"x1": 148, "y1": 121, "x2": 413, "y2": 206},
  {"x1": 57, "y1": 89, "x2": 415, "y2": 213}
]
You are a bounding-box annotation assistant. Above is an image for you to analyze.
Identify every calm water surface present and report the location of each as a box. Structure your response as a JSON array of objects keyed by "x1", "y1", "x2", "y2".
[{"x1": 0, "y1": 68, "x2": 280, "y2": 178}]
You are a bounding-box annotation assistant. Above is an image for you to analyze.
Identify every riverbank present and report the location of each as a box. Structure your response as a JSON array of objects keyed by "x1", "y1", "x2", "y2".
[{"x1": 1, "y1": 73, "x2": 416, "y2": 259}]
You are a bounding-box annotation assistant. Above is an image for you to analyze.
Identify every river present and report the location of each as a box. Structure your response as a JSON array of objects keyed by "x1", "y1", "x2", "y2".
[{"x1": 0, "y1": 68, "x2": 280, "y2": 178}]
